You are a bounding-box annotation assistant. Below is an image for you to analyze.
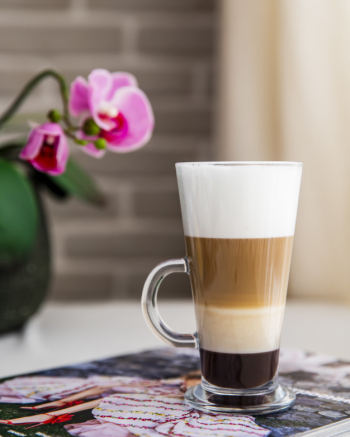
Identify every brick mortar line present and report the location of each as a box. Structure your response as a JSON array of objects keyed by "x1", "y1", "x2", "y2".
[
  {"x1": 0, "y1": 11, "x2": 215, "y2": 27},
  {"x1": 0, "y1": 94, "x2": 213, "y2": 109},
  {"x1": 68, "y1": 144, "x2": 210, "y2": 157},
  {"x1": 54, "y1": 259, "x2": 173, "y2": 274},
  {"x1": 51, "y1": 219, "x2": 183, "y2": 234},
  {"x1": 116, "y1": 184, "x2": 134, "y2": 217},
  {"x1": 70, "y1": 0, "x2": 87, "y2": 15},
  {"x1": 0, "y1": 54, "x2": 214, "y2": 70},
  {"x1": 121, "y1": 15, "x2": 138, "y2": 56},
  {"x1": 49, "y1": 177, "x2": 180, "y2": 192},
  {"x1": 68, "y1": 145, "x2": 208, "y2": 156},
  {"x1": 191, "y1": 62, "x2": 212, "y2": 101},
  {"x1": 62, "y1": 181, "x2": 179, "y2": 194}
]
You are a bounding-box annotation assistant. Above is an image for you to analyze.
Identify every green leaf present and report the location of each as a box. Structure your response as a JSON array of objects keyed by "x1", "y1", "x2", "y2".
[
  {"x1": 0, "y1": 160, "x2": 38, "y2": 266},
  {"x1": 50, "y1": 157, "x2": 105, "y2": 206}
]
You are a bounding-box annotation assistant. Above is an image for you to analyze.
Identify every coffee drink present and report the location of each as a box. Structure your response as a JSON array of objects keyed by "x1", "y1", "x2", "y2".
[
  {"x1": 176, "y1": 163, "x2": 302, "y2": 390},
  {"x1": 142, "y1": 162, "x2": 302, "y2": 413},
  {"x1": 186, "y1": 236, "x2": 292, "y2": 388}
]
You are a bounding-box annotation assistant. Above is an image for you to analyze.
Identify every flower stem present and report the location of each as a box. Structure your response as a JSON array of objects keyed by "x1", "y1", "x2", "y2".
[
  {"x1": 63, "y1": 130, "x2": 77, "y2": 140},
  {"x1": 63, "y1": 129, "x2": 87, "y2": 146},
  {"x1": 0, "y1": 69, "x2": 71, "y2": 130}
]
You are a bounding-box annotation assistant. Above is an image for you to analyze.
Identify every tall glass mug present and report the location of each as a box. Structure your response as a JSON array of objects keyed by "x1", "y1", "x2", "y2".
[{"x1": 142, "y1": 162, "x2": 302, "y2": 414}]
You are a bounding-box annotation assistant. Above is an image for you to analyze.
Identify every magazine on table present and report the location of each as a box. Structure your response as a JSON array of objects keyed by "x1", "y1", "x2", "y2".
[{"x1": 0, "y1": 348, "x2": 349, "y2": 436}]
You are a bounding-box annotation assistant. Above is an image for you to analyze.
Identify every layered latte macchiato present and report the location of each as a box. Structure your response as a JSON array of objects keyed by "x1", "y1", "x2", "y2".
[
  {"x1": 176, "y1": 163, "x2": 302, "y2": 390},
  {"x1": 186, "y1": 236, "x2": 292, "y2": 388}
]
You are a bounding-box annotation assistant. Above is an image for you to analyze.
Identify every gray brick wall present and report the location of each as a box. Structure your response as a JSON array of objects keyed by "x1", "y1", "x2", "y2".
[{"x1": 0, "y1": 0, "x2": 216, "y2": 301}]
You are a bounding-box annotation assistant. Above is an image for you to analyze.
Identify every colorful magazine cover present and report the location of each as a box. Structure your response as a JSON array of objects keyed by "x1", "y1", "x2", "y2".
[{"x1": 0, "y1": 348, "x2": 349, "y2": 436}]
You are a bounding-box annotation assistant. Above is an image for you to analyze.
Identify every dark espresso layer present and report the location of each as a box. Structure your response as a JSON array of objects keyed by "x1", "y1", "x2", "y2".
[{"x1": 200, "y1": 348, "x2": 279, "y2": 389}]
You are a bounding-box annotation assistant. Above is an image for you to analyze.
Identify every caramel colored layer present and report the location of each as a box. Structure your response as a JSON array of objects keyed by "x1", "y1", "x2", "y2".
[{"x1": 185, "y1": 236, "x2": 293, "y2": 309}]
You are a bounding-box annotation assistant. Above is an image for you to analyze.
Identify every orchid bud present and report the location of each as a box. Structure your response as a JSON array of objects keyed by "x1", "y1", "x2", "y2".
[
  {"x1": 19, "y1": 123, "x2": 69, "y2": 176},
  {"x1": 94, "y1": 138, "x2": 107, "y2": 150},
  {"x1": 83, "y1": 118, "x2": 101, "y2": 136},
  {"x1": 47, "y1": 109, "x2": 61, "y2": 123}
]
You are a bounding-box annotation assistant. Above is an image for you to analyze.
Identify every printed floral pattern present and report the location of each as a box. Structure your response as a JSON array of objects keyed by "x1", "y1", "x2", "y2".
[{"x1": 1, "y1": 348, "x2": 350, "y2": 436}]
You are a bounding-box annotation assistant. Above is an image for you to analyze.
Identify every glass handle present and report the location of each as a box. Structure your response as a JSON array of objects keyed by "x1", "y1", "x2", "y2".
[{"x1": 142, "y1": 258, "x2": 197, "y2": 348}]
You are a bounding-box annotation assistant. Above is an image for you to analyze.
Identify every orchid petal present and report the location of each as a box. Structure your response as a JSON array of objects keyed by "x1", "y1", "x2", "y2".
[
  {"x1": 107, "y1": 87, "x2": 154, "y2": 153},
  {"x1": 55, "y1": 131, "x2": 70, "y2": 168},
  {"x1": 106, "y1": 72, "x2": 138, "y2": 101},
  {"x1": 19, "y1": 129, "x2": 43, "y2": 160},
  {"x1": 69, "y1": 69, "x2": 154, "y2": 156},
  {"x1": 88, "y1": 69, "x2": 113, "y2": 131},
  {"x1": 20, "y1": 122, "x2": 63, "y2": 160},
  {"x1": 36, "y1": 122, "x2": 64, "y2": 135},
  {"x1": 81, "y1": 142, "x2": 106, "y2": 159},
  {"x1": 32, "y1": 155, "x2": 67, "y2": 176},
  {"x1": 88, "y1": 69, "x2": 112, "y2": 95},
  {"x1": 31, "y1": 161, "x2": 49, "y2": 174},
  {"x1": 46, "y1": 153, "x2": 68, "y2": 175},
  {"x1": 69, "y1": 76, "x2": 89, "y2": 117},
  {"x1": 20, "y1": 123, "x2": 69, "y2": 175}
]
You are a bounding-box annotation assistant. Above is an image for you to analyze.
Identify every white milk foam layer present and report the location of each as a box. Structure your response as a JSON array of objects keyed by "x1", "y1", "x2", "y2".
[
  {"x1": 197, "y1": 305, "x2": 285, "y2": 354},
  {"x1": 176, "y1": 162, "x2": 302, "y2": 239}
]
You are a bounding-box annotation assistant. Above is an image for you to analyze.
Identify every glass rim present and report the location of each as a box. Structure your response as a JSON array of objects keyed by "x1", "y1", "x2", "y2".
[{"x1": 176, "y1": 161, "x2": 303, "y2": 167}]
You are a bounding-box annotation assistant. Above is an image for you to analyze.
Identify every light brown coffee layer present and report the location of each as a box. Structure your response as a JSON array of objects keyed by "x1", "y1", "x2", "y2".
[{"x1": 185, "y1": 236, "x2": 293, "y2": 309}]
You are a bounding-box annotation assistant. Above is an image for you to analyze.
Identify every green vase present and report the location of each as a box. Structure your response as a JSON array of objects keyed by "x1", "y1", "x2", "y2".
[{"x1": 0, "y1": 184, "x2": 50, "y2": 334}]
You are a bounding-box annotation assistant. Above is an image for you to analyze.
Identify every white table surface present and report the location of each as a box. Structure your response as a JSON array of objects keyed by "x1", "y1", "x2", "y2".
[{"x1": 0, "y1": 299, "x2": 349, "y2": 378}]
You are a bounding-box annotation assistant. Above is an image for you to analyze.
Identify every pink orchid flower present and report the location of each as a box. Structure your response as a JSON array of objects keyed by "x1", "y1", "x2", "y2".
[
  {"x1": 20, "y1": 123, "x2": 69, "y2": 176},
  {"x1": 69, "y1": 69, "x2": 154, "y2": 157}
]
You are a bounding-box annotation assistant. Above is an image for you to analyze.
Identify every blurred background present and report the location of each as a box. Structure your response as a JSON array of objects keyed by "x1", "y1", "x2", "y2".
[
  {"x1": 217, "y1": 0, "x2": 350, "y2": 304},
  {"x1": 0, "y1": 0, "x2": 350, "y2": 377},
  {"x1": 1, "y1": 0, "x2": 350, "y2": 305},
  {"x1": 0, "y1": 0, "x2": 215, "y2": 302}
]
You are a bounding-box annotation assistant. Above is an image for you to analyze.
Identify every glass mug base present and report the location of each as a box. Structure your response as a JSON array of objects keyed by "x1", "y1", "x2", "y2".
[{"x1": 184, "y1": 382, "x2": 296, "y2": 415}]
